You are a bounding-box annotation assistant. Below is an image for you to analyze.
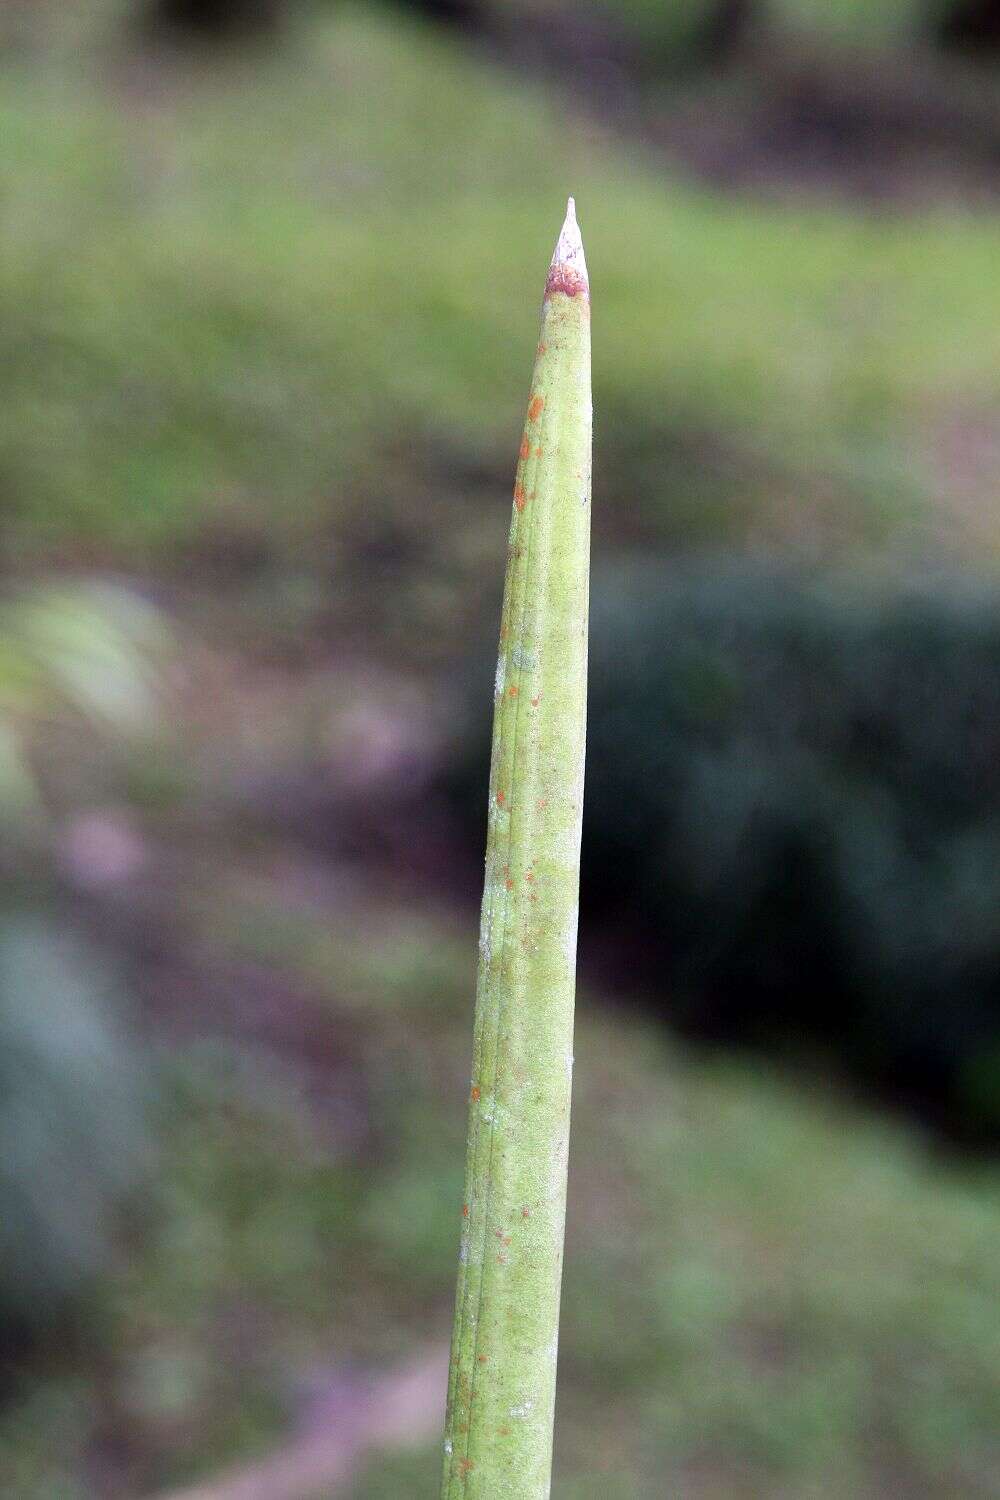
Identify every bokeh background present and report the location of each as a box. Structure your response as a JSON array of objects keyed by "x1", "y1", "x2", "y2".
[{"x1": 4, "y1": 2, "x2": 1000, "y2": 1496}]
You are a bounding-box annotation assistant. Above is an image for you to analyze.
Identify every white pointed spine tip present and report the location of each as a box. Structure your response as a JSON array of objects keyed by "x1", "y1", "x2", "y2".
[{"x1": 545, "y1": 196, "x2": 589, "y2": 300}]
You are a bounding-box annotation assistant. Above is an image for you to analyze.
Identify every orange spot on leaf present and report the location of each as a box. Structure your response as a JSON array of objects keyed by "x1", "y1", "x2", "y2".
[
  {"x1": 471, "y1": 1086, "x2": 480, "y2": 1103},
  {"x1": 496, "y1": 790, "x2": 506, "y2": 807},
  {"x1": 530, "y1": 696, "x2": 541, "y2": 707},
  {"x1": 457, "y1": 1459, "x2": 474, "y2": 1476},
  {"x1": 528, "y1": 395, "x2": 544, "y2": 421},
  {"x1": 508, "y1": 686, "x2": 519, "y2": 698},
  {"x1": 462, "y1": 1204, "x2": 469, "y2": 1217},
  {"x1": 477, "y1": 1354, "x2": 489, "y2": 1364},
  {"x1": 519, "y1": 437, "x2": 530, "y2": 460},
  {"x1": 505, "y1": 878, "x2": 515, "y2": 892},
  {"x1": 536, "y1": 798, "x2": 548, "y2": 811},
  {"x1": 535, "y1": 446, "x2": 543, "y2": 458},
  {"x1": 513, "y1": 483, "x2": 526, "y2": 512},
  {"x1": 522, "y1": 1207, "x2": 530, "y2": 1218}
]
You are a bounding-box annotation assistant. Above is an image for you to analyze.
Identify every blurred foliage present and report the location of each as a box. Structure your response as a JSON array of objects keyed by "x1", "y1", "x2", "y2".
[
  {"x1": 0, "y1": 583, "x2": 169, "y2": 818},
  {"x1": 447, "y1": 562, "x2": 1000, "y2": 1137},
  {"x1": 771, "y1": 0, "x2": 931, "y2": 43},
  {"x1": 0, "y1": 582, "x2": 169, "y2": 1323},
  {"x1": 376, "y1": 0, "x2": 979, "y2": 60},
  {"x1": 0, "y1": 919, "x2": 147, "y2": 1321},
  {"x1": 479, "y1": 0, "x2": 753, "y2": 74},
  {"x1": 8, "y1": 0, "x2": 992, "y2": 63}
]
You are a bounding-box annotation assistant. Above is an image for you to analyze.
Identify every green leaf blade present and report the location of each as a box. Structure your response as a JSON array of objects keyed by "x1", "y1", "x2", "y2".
[{"x1": 443, "y1": 199, "x2": 592, "y2": 1499}]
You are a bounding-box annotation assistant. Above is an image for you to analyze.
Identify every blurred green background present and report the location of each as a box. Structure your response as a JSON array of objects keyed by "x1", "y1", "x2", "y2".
[{"x1": 4, "y1": 2, "x2": 1000, "y2": 1496}]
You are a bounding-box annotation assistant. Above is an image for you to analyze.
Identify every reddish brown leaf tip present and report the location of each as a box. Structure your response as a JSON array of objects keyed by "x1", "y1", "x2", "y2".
[{"x1": 544, "y1": 195, "x2": 589, "y2": 301}]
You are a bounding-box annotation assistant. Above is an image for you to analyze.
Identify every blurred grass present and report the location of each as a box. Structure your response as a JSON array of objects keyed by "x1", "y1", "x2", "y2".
[
  {"x1": 5, "y1": 3, "x2": 1000, "y2": 622},
  {"x1": 5, "y1": 893, "x2": 999, "y2": 1496}
]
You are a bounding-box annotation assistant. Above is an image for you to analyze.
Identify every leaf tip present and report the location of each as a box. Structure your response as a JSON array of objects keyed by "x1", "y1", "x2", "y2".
[{"x1": 546, "y1": 196, "x2": 589, "y2": 300}]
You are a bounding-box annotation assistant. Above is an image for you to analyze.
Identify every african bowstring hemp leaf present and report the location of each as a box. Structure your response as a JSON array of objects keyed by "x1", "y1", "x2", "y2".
[{"x1": 442, "y1": 199, "x2": 592, "y2": 1498}]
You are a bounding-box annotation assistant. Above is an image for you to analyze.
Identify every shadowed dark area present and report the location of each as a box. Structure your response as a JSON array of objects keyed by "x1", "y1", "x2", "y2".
[
  {"x1": 148, "y1": 0, "x2": 282, "y2": 37},
  {"x1": 939, "y1": 0, "x2": 1000, "y2": 52}
]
